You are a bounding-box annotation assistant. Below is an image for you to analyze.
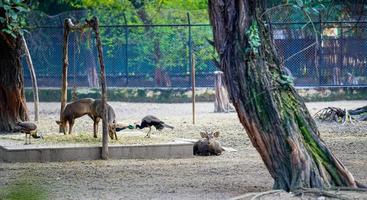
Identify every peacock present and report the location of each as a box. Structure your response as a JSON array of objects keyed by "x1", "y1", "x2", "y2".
[
  {"x1": 16, "y1": 122, "x2": 42, "y2": 144},
  {"x1": 135, "y1": 115, "x2": 174, "y2": 138}
]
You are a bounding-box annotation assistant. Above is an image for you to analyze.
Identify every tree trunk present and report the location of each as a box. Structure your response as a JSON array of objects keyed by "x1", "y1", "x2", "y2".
[
  {"x1": 214, "y1": 71, "x2": 234, "y2": 113},
  {"x1": 130, "y1": 1, "x2": 171, "y2": 87},
  {"x1": 0, "y1": 33, "x2": 29, "y2": 131},
  {"x1": 89, "y1": 17, "x2": 109, "y2": 160},
  {"x1": 208, "y1": 0, "x2": 360, "y2": 191},
  {"x1": 85, "y1": 48, "x2": 99, "y2": 87}
]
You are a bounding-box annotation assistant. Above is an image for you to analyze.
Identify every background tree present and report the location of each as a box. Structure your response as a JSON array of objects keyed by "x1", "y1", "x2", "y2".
[
  {"x1": 0, "y1": 0, "x2": 30, "y2": 131},
  {"x1": 208, "y1": 0, "x2": 363, "y2": 191},
  {"x1": 63, "y1": 0, "x2": 212, "y2": 85}
]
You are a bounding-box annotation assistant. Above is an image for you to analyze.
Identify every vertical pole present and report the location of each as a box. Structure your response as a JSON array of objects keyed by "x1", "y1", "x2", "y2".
[
  {"x1": 340, "y1": 21, "x2": 344, "y2": 82},
  {"x1": 187, "y1": 12, "x2": 192, "y2": 88},
  {"x1": 123, "y1": 13, "x2": 129, "y2": 86},
  {"x1": 22, "y1": 35, "x2": 39, "y2": 122},
  {"x1": 60, "y1": 19, "x2": 70, "y2": 133},
  {"x1": 187, "y1": 12, "x2": 195, "y2": 124},
  {"x1": 90, "y1": 17, "x2": 109, "y2": 160},
  {"x1": 191, "y1": 54, "x2": 196, "y2": 124},
  {"x1": 318, "y1": 14, "x2": 322, "y2": 86}
]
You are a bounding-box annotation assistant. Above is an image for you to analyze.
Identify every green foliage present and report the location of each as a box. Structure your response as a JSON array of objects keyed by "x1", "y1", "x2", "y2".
[
  {"x1": 0, "y1": 0, "x2": 30, "y2": 37},
  {"x1": 77, "y1": 0, "x2": 211, "y2": 71},
  {"x1": 291, "y1": 0, "x2": 326, "y2": 14},
  {"x1": 246, "y1": 21, "x2": 261, "y2": 53}
]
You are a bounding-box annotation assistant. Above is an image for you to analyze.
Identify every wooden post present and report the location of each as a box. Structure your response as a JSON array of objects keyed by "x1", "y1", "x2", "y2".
[
  {"x1": 88, "y1": 17, "x2": 109, "y2": 160},
  {"x1": 214, "y1": 71, "x2": 234, "y2": 113},
  {"x1": 60, "y1": 19, "x2": 71, "y2": 133},
  {"x1": 191, "y1": 54, "x2": 196, "y2": 124},
  {"x1": 21, "y1": 35, "x2": 39, "y2": 122}
]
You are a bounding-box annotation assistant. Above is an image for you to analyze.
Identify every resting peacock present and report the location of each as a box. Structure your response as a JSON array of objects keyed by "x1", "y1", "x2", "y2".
[{"x1": 135, "y1": 115, "x2": 174, "y2": 138}]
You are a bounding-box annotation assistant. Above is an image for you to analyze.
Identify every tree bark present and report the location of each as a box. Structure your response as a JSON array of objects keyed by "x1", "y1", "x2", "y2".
[
  {"x1": 214, "y1": 71, "x2": 234, "y2": 113},
  {"x1": 0, "y1": 32, "x2": 29, "y2": 131},
  {"x1": 59, "y1": 19, "x2": 71, "y2": 133},
  {"x1": 208, "y1": 0, "x2": 360, "y2": 191},
  {"x1": 88, "y1": 17, "x2": 109, "y2": 160}
]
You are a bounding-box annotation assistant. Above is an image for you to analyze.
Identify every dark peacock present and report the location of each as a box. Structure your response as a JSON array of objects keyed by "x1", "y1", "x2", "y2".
[
  {"x1": 15, "y1": 121, "x2": 42, "y2": 144},
  {"x1": 135, "y1": 115, "x2": 174, "y2": 138}
]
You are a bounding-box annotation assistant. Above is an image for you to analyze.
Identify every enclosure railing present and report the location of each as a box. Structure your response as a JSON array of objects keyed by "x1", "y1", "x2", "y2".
[{"x1": 22, "y1": 13, "x2": 367, "y2": 88}]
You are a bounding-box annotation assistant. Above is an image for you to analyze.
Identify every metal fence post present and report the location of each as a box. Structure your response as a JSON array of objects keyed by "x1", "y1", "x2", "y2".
[
  {"x1": 340, "y1": 21, "x2": 344, "y2": 81},
  {"x1": 187, "y1": 12, "x2": 192, "y2": 88},
  {"x1": 318, "y1": 14, "x2": 323, "y2": 86},
  {"x1": 123, "y1": 13, "x2": 129, "y2": 86}
]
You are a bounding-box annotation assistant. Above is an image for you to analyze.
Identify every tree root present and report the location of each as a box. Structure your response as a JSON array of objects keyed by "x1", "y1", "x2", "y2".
[
  {"x1": 313, "y1": 106, "x2": 367, "y2": 124},
  {"x1": 249, "y1": 190, "x2": 283, "y2": 200},
  {"x1": 292, "y1": 188, "x2": 351, "y2": 200}
]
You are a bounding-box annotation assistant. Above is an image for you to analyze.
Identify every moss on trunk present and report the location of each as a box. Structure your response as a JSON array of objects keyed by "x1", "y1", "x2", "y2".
[{"x1": 209, "y1": 0, "x2": 360, "y2": 191}]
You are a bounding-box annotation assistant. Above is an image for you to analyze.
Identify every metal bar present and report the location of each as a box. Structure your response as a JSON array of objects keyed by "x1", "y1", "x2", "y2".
[
  {"x1": 187, "y1": 13, "x2": 192, "y2": 88},
  {"x1": 340, "y1": 21, "x2": 344, "y2": 81},
  {"x1": 27, "y1": 20, "x2": 367, "y2": 30},
  {"x1": 123, "y1": 13, "x2": 129, "y2": 86},
  {"x1": 27, "y1": 24, "x2": 212, "y2": 29},
  {"x1": 187, "y1": 12, "x2": 195, "y2": 124},
  {"x1": 318, "y1": 14, "x2": 322, "y2": 86}
]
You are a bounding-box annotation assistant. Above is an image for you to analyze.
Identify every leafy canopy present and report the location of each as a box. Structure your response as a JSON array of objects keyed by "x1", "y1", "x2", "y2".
[{"x1": 0, "y1": 0, "x2": 30, "y2": 37}]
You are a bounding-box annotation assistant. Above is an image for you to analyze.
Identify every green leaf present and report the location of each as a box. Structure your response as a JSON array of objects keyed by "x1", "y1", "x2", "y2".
[
  {"x1": 296, "y1": 0, "x2": 303, "y2": 7},
  {"x1": 15, "y1": 6, "x2": 28, "y2": 12},
  {"x1": 3, "y1": 4, "x2": 11, "y2": 10}
]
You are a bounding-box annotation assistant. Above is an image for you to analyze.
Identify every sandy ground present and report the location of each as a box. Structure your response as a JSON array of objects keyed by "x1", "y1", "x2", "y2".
[{"x1": 0, "y1": 101, "x2": 367, "y2": 199}]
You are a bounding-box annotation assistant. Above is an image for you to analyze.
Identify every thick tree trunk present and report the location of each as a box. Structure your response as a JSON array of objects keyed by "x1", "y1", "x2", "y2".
[
  {"x1": 209, "y1": 0, "x2": 360, "y2": 191},
  {"x1": 0, "y1": 33, "x2": 29, "y2": 131}
]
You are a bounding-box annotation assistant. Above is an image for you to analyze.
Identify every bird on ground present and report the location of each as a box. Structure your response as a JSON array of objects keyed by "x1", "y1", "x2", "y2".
[
  {"x1": 16, "y1": 121, "x2": 41, "y2": 144},
  {"x1": 135, "y1": 115, "x2": 174, "y2": 138}
]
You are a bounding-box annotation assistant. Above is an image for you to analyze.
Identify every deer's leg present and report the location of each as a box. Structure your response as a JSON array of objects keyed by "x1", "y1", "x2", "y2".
[
  {"x1": 114, "y1": 129, "x2": 118, "y2": 140},
  {"x1": 69, "y1": 119, "x2": 75, "y2": 135},
  {"x1": 93, "y1": 118, "x2": 100, "y2": 138},
  {"x1": 62, "y1": 121, "x2": 67, "y2": 135}
]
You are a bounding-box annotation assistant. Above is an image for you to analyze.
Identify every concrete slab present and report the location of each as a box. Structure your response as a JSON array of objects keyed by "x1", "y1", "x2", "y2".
[{"x1": 0, "y1": 139, "x2": 193, "y2": 163}]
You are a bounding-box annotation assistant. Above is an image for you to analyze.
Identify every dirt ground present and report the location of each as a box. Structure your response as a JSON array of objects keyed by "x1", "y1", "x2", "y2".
[{"x1": 1, "y1": 101, "x2": 367, "y2": 199}]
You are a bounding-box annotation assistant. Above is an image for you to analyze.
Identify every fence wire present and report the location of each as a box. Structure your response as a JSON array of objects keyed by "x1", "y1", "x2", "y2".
[{"x1": 22, "y1": 12, "x2": 367, "y2": 88}]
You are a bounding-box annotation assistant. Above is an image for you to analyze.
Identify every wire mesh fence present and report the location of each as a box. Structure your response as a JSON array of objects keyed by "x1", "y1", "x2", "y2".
[{"x1": 22, "y1": 11, "x2": 367, "y2": 89}]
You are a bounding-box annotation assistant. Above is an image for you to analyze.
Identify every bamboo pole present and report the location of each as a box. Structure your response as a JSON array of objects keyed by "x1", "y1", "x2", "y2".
[
  {"x1": 88, "y1": 17, "x2": 109, "y2": 160},
  {"x1": 21, "y1": 35, "x2": 39, "y2": 122}
]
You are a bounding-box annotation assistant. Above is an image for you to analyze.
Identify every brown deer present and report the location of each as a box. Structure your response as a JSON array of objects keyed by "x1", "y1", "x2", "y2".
[
  {"x1": 56, "y1": 98, "x2": 94, "y2": 135},
  {"x1": 193, "y1": 131, "x2": 225, "y2": 156},
  {"x1": 56, "y1": 98, "x2": 128, "y2": 140},
  {"x1": 90, "y1": 99, "x2": 121, "y2": 140}
]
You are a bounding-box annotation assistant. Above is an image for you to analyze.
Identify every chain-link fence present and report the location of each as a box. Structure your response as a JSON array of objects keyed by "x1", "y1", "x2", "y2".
[
  {"x1": 22, "y1": 11, "x2": 367, "y2": 88},
  {"x1": 272, "y1": 20, "x2": 367, "y2": 86}
]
